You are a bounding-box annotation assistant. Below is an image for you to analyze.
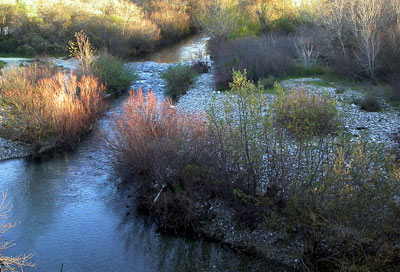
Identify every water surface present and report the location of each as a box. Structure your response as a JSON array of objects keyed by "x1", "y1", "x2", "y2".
[{"x1": 0, "y1": 35, "x2": 291, "y2": 272}]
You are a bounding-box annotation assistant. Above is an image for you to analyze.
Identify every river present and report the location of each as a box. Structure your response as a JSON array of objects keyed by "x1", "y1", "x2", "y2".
[{"x1": 0, "y1": 35, "x2": 291, "y2": 272}]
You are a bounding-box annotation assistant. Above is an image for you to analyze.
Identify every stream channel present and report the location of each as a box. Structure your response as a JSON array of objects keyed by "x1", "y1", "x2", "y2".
[{"x1": 0, "y1": 35, "x2": 290, "y2": 272}]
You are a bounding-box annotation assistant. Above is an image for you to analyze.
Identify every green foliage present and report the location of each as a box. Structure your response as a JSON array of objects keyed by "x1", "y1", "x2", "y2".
[
  {"x1": 286, "y1": 139, "x2": 400, "y2": 271},
  {"x1": 273, "y1": 85, "x2": 341, "y2": 139},
  {"x1": 0, "y1": 35, "x2": 17, "y2": 54},
  {"x1": 161, "y1": 64, "x2": 198, "y2": 101},
  {"x1": 359, "y1": 95, "x2": 381, "y2": 112},
  {"x1": 110, "y1": 70, "x2": 400, "y2": 271},
  {"x1": 257, "y1": 75, "x2": 277, "y2": 90},
  {"x1": 273, "y1": 16, "x2": 295, "y2": 33},
  {"x1": 0, "y1": 0, "x2": 199, "y2": 58},
  {"x1": 208, "y1": 70, "x2": 269, "y2": 195},
  {"x1": 290, "y1": 64, "x2": 327, "y2": 78},
  {"x1": 90, "y1": 54, "x2": 136, "y2": 95}
]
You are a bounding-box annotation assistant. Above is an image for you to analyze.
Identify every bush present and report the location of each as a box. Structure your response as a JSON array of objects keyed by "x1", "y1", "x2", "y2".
[
  {"x1": 108, "y1": 71, "x2": 400, "y2": 271},
  {"x1": 273, "y1": 86, "x2": 341, "y2": 139},
  {"x1": 210, "y1": 34, "x2": 295, "y2": 88},
  {"x1": 257, "y1": 75, "x2": 277, "y2": 90},
  {"x1": 108, "y1": 89, "x2": 217, "y2": 231},
  {"x1": 191, "y1": 54, "x2": 211, "y2": 74},
  {"x1": 359, "y1": 95, "x2": 381, "y2": 112},
  {"x1": 285, "y1": 139, "x2": 400, "y2": 271},
  {"x1": 160, "y1": 64, "x2": 198, "y2": 101},
  {"x1": 0, "y1": 65, "x2": 105, "y2": 150},
  {"x1": 90, "y1": 53, "x2": 136, "y2": 95}
]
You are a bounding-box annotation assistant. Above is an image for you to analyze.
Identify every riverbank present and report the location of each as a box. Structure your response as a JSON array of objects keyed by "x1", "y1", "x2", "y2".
[{"x1": 114, "y1": 60, "x2": 400, "y2": 270}]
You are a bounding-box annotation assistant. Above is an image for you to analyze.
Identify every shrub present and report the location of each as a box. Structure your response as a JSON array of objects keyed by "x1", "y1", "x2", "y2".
[
  {"x1": 148, "y1": 1, "x2": 191, "y2": 43},
  {"x1": 208, "y1": 70, "x2": 270, "y2": 196},
  {"x1": 273, "y1": 85, "x2": 341, "y2": 139},
  {"x1": 359, "y1": 94, "x2": 381, "y2": 112},
  {"x1": 0, "y1": 66, "x2": 105, "y2": 150},
  {"x1": 285, "y1": 139, "x2": 400, "y2": 271},
  {"x1": 90, "y1": 53, "x2": 136, "y2": 95},
  {"x1": 108, "y1": 70, "x2": 400, "y2": 271},
  {"x1": 191, "y1": 53, "x2": 211, "y2": 74},
  {"x1": 335, "y1": 87, "x2": 345, "y2": 94},
  {"x1": 160, "y1": 64, "x2": 198, "y2": 101},
  {"x1": 69, "y1": 31, "x2": 96, "y2": 75},
  {"x1": 108, "y1": 89, "x2": 217, "y2": 231},
  {"x1": 257, "y1": 75, "x2": 277, "y2": 89},
  {"x1": 210, "y1": 34, "x2": 295, "y2": 88}
]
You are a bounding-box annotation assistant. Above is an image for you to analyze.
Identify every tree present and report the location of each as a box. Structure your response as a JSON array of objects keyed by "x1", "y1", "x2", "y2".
[
  {"x1": 0, "y1": 4, "x2": 17, "y2": 36},
  {"x1": 349, "y1": 0, "x2": 395, "y2": 78}
]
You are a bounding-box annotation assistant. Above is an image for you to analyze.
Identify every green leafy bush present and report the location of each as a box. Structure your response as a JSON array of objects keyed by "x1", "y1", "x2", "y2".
[
  {"x1": 160, "y1": 64, "x2": 198, "y2": 101},
  {"x1": 359, "y1": 95, "x2": 381, "y2": 112},
  {"x1": 273, "y1": 86, "x2": 340, "y2": 139},
  {"x1": 90, "y1": 53, "x2": 136, "y2": 95}
]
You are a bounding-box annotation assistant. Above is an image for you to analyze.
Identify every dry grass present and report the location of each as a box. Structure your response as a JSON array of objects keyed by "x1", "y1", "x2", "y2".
[{"x1": 0, "y1": 65, "x2": 105, "y2": 149}]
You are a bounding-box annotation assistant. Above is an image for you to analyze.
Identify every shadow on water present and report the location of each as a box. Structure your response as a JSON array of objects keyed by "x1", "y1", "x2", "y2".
[{"x1": 0, "y1": 34, "x2": 293, "y2": 272}]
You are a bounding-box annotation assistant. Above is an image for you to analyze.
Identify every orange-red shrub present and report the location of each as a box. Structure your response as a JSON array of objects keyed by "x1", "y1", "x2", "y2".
[
  {"x1": 0, "y1": 66, "x2": 105, "y2": 149},
  {"x1": 109, "y1": 89, "x2": 218, "y2": 230}
]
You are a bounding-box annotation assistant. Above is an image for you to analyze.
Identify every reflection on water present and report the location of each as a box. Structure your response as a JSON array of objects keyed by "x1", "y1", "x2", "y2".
[
  {"x1": 134, "y1": 35, "x2": 210, "y2": 63},
  {"x1": 0, "y1": 34, "x2": 292, "y2": 272}
]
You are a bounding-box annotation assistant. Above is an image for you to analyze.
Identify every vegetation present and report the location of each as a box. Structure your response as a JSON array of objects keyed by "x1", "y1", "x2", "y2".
[
  {"x1": 90, "y1": 53, "x2": 136, "y2": 95},
  {"x1": 359, "y1": 95, "x2": 382, "y2": 112},
  {"x1": 210, "y1": 33, "x2": 295, "y2": 88},
  {"x1": 108, "y1": 89, "x2": 213, "y2": 230},
  {"x1": 0, "y1": 191, "x2": 35, "y2": 271},
  {"x1": 0, "y1": 60, "x2": 6, "y2": 69},
  {"x1": 273, "y1": 85, "x2": 341, "y2": 138},
  {"x1": 0, "y1": 0, "x2": 204, "y2": 57},
  {"x1": 160, "y1": 64, "x2": 198, "y2": 101},
  {"x1": 0, "y1": 65, "x2": 105, "y2": 150},
  {"x1": 109, "y1": 71, "x2": 400, "y2": 271}
]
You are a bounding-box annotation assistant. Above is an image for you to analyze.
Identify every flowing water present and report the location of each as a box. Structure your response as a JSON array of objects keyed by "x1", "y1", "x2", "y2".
[{"x1": 0, "y1": 35, "x2": 291, "y2": 272}]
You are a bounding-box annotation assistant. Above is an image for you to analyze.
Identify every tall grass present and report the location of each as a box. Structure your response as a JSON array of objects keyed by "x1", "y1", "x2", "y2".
[{"x1": 0, "y1": 65, "x2": 105, "y2": 149}]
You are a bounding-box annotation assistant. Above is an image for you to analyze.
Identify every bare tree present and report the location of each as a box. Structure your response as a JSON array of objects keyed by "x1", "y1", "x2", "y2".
[
  {"x1": 295, "y1": 35, "x2": 320, "y2": 67},
  {"x1": 316, "y1": 0, "x2": 350, "y2": 62},
  {"x1": 0, "y1": 191, "x2": 35, "y2": 272},
  {"x1": 348, "y1": 0, "x2": 395, "y2": 78}
]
